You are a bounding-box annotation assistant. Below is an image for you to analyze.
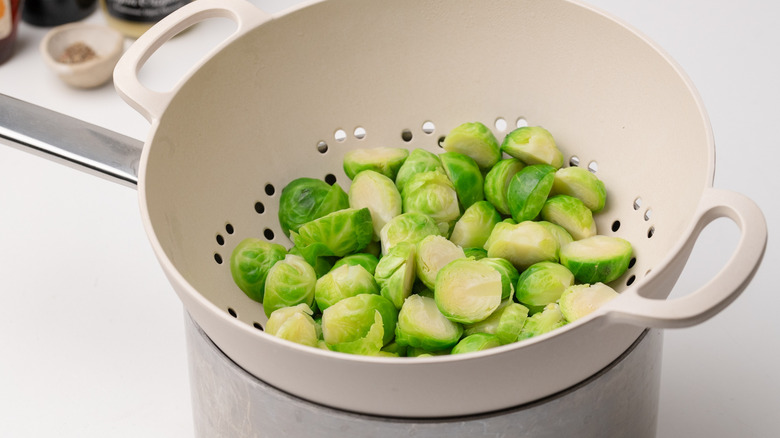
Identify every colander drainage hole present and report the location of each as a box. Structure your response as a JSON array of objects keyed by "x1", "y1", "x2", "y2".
[
  {"x1": 253, "y1": 322, "x2": 264, "y2": 331},
  {"x1": 401, "y1": 129, "x2": 413, "y2": 142},
  {"x1": 626, "y1": 275, "x2": 636, "y2": 286},
  {"x1": 628, "y1": 257, "x2": 636, "y2": 269},
  {"x1": 611, "y1": 220, "x2": 621, "y2": 232},
  {"x1": 317, "y1": 141, "x2": 328, "y2": 154},
  {"x1": 265, "y1": 184, "x2": 276, "y2": 196},
  {"x1": 263, "y1": 228, "x2": 275, "y2": 241},
  {"x1": 255, "y1": 202, "x2": 265, "y2": 214},
  {"x1": 225, "y1": 223, "x2": 234, "y2": 234},
  {"x1": 495, "y1": 117, "x2": 507, "y2": 132},
  {"x1": 516, "y1": 117, "x2": 528, "y2": 128},
  {"x1": 647, "y1": 226, "x2": 655, "y2": 238},
  {"x1": 214, "y1": 253, "x2": 223, "y2": 264},
  {"x1": 228, "y1": 308, "x2": 237, "y2": 318},
  {"x1": 437, "y1": 136, "x2": 446, "y2": 148},
  {"x1": 422, "y1": 121, "x2": 436, "y2": 134},
  {"x1": 569, "y1": 156, "x2": 580, "y2": 167},
  {"x1": 216, "y1": 234, "x2": 225, "y2": 245},
  {"x1": 324, "y1": 174, "x2": 337, "y2": 185}
]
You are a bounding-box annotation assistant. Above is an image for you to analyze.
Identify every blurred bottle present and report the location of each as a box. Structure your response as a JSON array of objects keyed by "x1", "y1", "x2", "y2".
[
  {"x1": 0, "y1": 0, "x2": 23, "y2": 64},
  {"x1": 100, "y1": 0, "x2": 190, "y2": 38},
  {"x1": 22, "y1": 0, "x2": 97, "y2": 26}
]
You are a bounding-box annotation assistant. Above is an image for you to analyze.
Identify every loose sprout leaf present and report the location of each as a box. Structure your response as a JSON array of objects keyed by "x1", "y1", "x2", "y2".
[
  {"x1": 559, "y1": 283, "x2": 619, "y2": 322},
  {"x1": 395, "y1": 148, "x2": 443, "y2": 194},
  {"x1": 495, "y1": 303, "x2": 530, "y2": 345},
  {"x1": 278, "y1": 178, "x2": 349, "y2": 237},
  {"x1": 501, "y1": 126, "x2": 564, "y2": 168},
  {"x1": 506, "y1": 164, "x2": 557, "y2": 223},
  {"x1": 440, "y1": 151, "x2": 485, "y2": 210},
  {"x1": 515, "y1": 261, "x2": 575, "y2": 307},
  {"x1": 230, "y1": 238, "x2": 287, "y2": 302},
  {"x1": 441, "y1": 121, "x2": 501, "y2": 170},
  {"x1": 463, "y1": 247, "x2": 488, "y2": 260},
  {"x1": 449, "y1": 201, "x2": 502, "y2": 249},
  {"x1": 435, "y1": 259, "x2": 503, "y2": 324},
  {"x1": 483, "y1": 158, "x2": 525, "y2": 216},
  {"x1": 551, "y1": 166, "x2": 607, "y2": 212},
  {"x1": 415, "y1": 235, "x2": 466, "y2": 290},
  {"x1": 263, "y1": 254, "x2": 318, "y2": 318},
  {"x1": 291, "y1": 207, "x2": 374, "y2": 265},
  {"x1": 540, "y1": 195, "x2": 597, "y2": 240},
  {"x1": 395, "y1": 295, "x2": 463, "y2": 351},
  {"x1": 560, "y1": 235, "x2": 633, "y2": 284},
  {"x1": 343, "y1": 147, "x2": 410, "y2": 180},
  {"x1": 349, "y1": 170, "x2": 403, "y2": 241},
  {"x1": 451, "y1": 333, "x2": 502, "y2": 355}
]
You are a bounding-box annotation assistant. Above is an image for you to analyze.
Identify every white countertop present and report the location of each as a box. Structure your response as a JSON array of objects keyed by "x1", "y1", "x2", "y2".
[{"x1": 0, "y1": 1, "x2": 777, "y2": 436}]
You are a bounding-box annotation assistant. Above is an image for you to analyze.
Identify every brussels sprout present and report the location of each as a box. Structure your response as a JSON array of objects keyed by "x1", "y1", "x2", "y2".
[
  {"x1": 348, "y1": 170, "x2": 403, "y2": 240},
  {"x1": 278, "y1": 178, "x2": 349, "y2": 237},
  {"x1": 515, "y1": 261, "x2": 575, "y2": 307},
  {"x1": 506, "y1": 164, "x2": 556, "y2": 222},
  {"x1": 552, "y1": 166, "x2": 607, "y2": 212},
  {"x1": 263, "y1": 254, "x2": 318, "y2": 318},
  {"x1": 478, "y1": 257, "x2": 519, "y2": 300},
  {"x1": 537, "y1": 220, "x2": 574, "y2": 257},
  {"x1": 290, "y1": 207, "x2": 374, "y2": 266},
  {"x1": 464, "y1": 300, "x2": 529, "y2": 345},
  {"x1": 416, "y1": 235, "x2": 466, "y2": 290},
  {"x1": 449, "y1": 201, "x2": 502, "y2": 249},
  {"x1": 375, "y1": 242, "x2": 417, "y2": 309},
  {"x1": 359, "y1": 240, "x2": 382, "y2": 258},
  {"x1": 517, "y1": 303, "x2": 567, "y2": 341},
  {"x1": 343, "y1": 147, "x2": 410, "y2": 180},
  {"x1": 501, "y1": 126, "x2": 564, "y2": 168},
  {"x1": 401, "y1": 170, "x2": 461, "y2": 234},
  {"x1": 379, "y1": 212, "x2": 441, "y2": 256},
  {"x1": 315, "y1": 264, "x2": 379, "y2": 311},
  {"x1": 559, "y1": 283, "x2": 620, "y2": 322},
  {"x1": 321, "y1": 294, "x2": 398, "y2": 346},
  {"x1": 435, "y1": 259, "x2": 503, "y2": 324},
  {"x1": 559, "y1": 235, "x2": 633, "y2": 284},
  {"x1": 395, "y1": 148, "x2": 443, "y2": 193},
  {"x1": 230, "y1": 238, "x2": 287, "y2": 302},
  {"x1": 380, "y1": 341, "x2": 408, "y2": 357},
  {"x1": 463, "y1": 247, "x2": 488, "y2": 260},
  {"x1": 441, "y1": 122, "x2": 501, "y2": 169},
  {"x1": 451, "y1": 333, "x2": 502, "y2": 355},
  {"x1": 331, "y1": 253, "x2": 380, "y2": 276},
  {"x1": 291, "y1": 245, "x2": 335, "y2": 278},
  {"x1": 483, "y1": 221, "x2": 558, "y2": 270},
  {"x1": 266, "y1": 304, "x2": 319, "y2": 347},
  {"x1": 483, "y1": 158, "x2": 525, "y2": 216},
  {"x1": 407, "y1": 346, "x2": 452, "y2": 357},
  {"x1": 412, "y1": 279, "x2": 435, "y2": 299},
  {"x1": 439, "y1": 151, "x2": 484, "y2": 210},
  {"x1": 395, "y1": 295, "x2": 463, "y2": 351},
  {"x1": 540, "y1": 195, "x2": 597, "y2": 240},
  {"x1": 329, "y1": 311, "x2": 386, "y2": 356}
]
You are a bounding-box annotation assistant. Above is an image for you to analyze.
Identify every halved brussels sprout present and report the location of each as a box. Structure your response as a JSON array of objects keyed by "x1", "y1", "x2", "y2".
[
  {"x1": 478, "y1": 257, "x2": 519, "y2": 301},
  {"x1": 517, "y1": 303, "x2": 567, "y2": 341},
  {"x1": 559, "y1": 283, "x2": 619, "y2": 322},
  {"x1": 314, "y1": 264, "x2": 379, "y2": 311},
  {"x1": 395, "y1": 295, "x2": 463, "y2": 351},
  {"x1": 348, "y1": 170, "x2": 402, "y2": 240},
  {"x1": 343, "y1": 147, "x2": 410, "y2": 181},
  {"x1": 506, "y1": 164, "x2": 556, "y2": 222},
  {"x1": 540, "y1": 195, "x2": 597, "y2": 240},
  {"x1": 278, "y1": 178, "x2": 349, "y2": 237},
  {"x1": 379, "y1": 212, "x2": 441, "y2": 255},
  {"x1": 483, "y1": 221, "x2": 558, "y2": 270},
  {"x1": 463, "y1": 247, "x2": 488, "y2": 260},
  {"x1": 331, "y1": 253, "x2": 380, "y2": 276},
  {"x1": 230, "y1": 238, "x2": 287, "y2": 302},
  {"x1": 439, "y1": 151, "x2": 484, "y2": 210},
  {"x1": 435, "y1": 259, "x2": 503, "y2": 324},
  {"x1": 451, "y1": 333, "x2": 502, "y2": 355},
  {"x1": 374, "y1": 242, "x2": 417, "y2": 310},
  {"x1": 416, "y1": 235, "x2": 466, "y2": 290},
  {"x1": 441, "y1": 121, "x2": 501, "y2": 169},
  {"x1": 321, "y1": 294, "x2": 398, "y2": 346},
  {"x1": 483, "y1": 158, "x2": 525, "y2": 215},
  {"x1": 263, "y1": 254, "x2": 318, "y2": 318},
  {"x1": 290, "y1": 207, "x2": 374, "y2": 266},
  {"x1": 552, "y1": 166, "x2": 607, "y2": 212},
  {"x1": 395, "y1": 148, "x2": 443, "y2": 193},
  {"x1": 401, "y1": 170, "x2": 461, "y2": 234},
  {"x1": 463, "y1": 300, "x2": 529, "y2": 345},
  {"x1": 406, "y1": 346, "x2": 452, "y2": 357},
  {"x1": 537, "y1": 220, "x2": 574, "y2": 258},
  {"x1": 449, "y1": 201, "x2": 502, "y2": 249},
  {"x1": 515, "y1": 261, "x2": 575, "y2": 307},
  {"x1": 559, "y1": 235, "x2": 633, "y2": 284},
  {"x1": 501, "y1": 126, "x2": 564, "y2": 168},
  {"x1": 266, "y1": 303, "x2": 319, "y2": 347}
]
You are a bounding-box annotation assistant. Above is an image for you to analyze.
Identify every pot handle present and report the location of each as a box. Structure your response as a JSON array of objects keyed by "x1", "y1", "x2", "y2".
[
  {"x1": 601, "y1": 188, "x2": 767, "y2": 328},
  {"x1": 113, "y1": 0, "x2": 272, "y2": 122}
]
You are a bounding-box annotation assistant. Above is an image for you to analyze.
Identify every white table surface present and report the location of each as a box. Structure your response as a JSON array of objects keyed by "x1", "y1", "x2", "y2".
[{"x1": 0, "y1": 1, "x2": 777, "y2": 436}]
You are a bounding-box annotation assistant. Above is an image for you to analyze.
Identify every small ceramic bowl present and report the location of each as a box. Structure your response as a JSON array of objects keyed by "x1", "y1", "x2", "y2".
[{"x1": 40, "y1": 23, "x2": 125, "y2": 89}]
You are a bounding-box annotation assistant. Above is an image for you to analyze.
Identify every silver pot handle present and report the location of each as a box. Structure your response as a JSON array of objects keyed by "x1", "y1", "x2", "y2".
[{"x1": 0, "y1": 93, "x2": 143, "y2": 188}]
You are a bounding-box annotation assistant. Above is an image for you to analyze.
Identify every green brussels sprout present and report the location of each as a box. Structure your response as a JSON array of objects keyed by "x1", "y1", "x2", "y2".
[
  {"x1": 552, "y1": 166, "x2": 607, "y2": 212},
  {"x1": 331, "y1": 253, "x2": 380, "y2": 276},
  {"x1": 412, "y1": 279, "x2": 435, "y2": 299},
  {"x1": 321, "y1": 294, "x2": 398, "y2": 346},
  {"x1": 463, "y1": 247, "x2": 488, "y2": 260},
  {"x1": 449, "y1": 201, "x2": 502, "y2": 249},
  {"x1": 380, "y1": 341, "x2": 408, "y2": 357},
  {"x1": 379, "y1": 212, "x2": 441, "y2": 256},
  {"x1": 441, "y1": 121, "x2": 501, "y2": 169},
  {"x1": 435, "y1": 258, "x2": 503, "y2": 324},
  {"x1": 501, "y1": 126, "x2": 564, "y2": 168},
  {"x1": 478, "y1": 257, "x2": 519, "y2": 300},
  {"x1": 395, "y1": 295, "x2": 463, "y2": 351},
  {"x1": 266, "y1": 303, "x2": 319, "y2": 347},
  {"x1": 407, "y1": 346, "x2": 452, "y2": 357},
  {"x1": 290, "y1": 207, "x2": 374, "y2": 266},
  {"x1": 348, "y1": 170, "x2": 402, "y2": 240},
  {"x1": 229, "y1": 238, "x2": 287, "y2": 302},
  {"x1": 515, "y1": 261, "x2": 575, "y2": 307},
  {"x1": 263, "y1": 254, "x2": 318, "y2": 318},
  {"x1": 537, "y1": 220, "x2": 574, "y2": 258},
  {"x1": 451, "y1": 333, "x2": 502, "y2": 355},
  {"x1": 484, "y1": 158, "x2": 525, "y2": 215},
  {"x1": 463, "y1": 300, "x2": 529, "y2": 345},
  {"x1": 540, "y1": 195, "x2": 597, "y2": 240},
  {"x1": 395, "y1": 148, "x2": 443, "y2": 194},
  {"x1": 374, "y1": 242, "x2": 417, "y2": 310},
  {"x1": 343, "y1": 147, "x2": 410, "y2": 180},
  {"x1": 483, "y1": 221, "x2": 558, "y2": 270},
  {"x1": 559, "y1": 235, "x2": 633, "y2": 284},
  {"x1": 415, "y1": 235, "x2": 466, "y2": 290},
  {"x1": 559, "y1": 283, "x2": 619, "y2": 323},
  {"x1": 359, "y1": 240, "x2": 382, "y2": 258},
  {"x1": 314, "y1": 264, "x2": 379, "y2": 311},
  {"x1": 517, "y1": 303, "x2": 567, "y2": 341},
  {"x1": 506, "y1": 164, "x2": 556, "y2": 222},
  {"x1": 278, "y1": 178, "x2": 349, "y2": 237},
  {"x1": 401, "y1": 170, "x2": 461, "y2": 234},
  {"x1": 329, "y1": 311, "x2": 386, "y2": 356},
  {"x1": 439, "y1": 151, "x2": 484, "y2": 210}
]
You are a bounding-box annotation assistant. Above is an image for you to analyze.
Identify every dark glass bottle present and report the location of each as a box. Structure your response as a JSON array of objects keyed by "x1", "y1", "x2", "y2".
[
  {"x1": 0, "y1": 0, "x2": 23, "y2": 64},
  {"x1": 22, "y1": 0, "x2": 97, "y2": 26}
]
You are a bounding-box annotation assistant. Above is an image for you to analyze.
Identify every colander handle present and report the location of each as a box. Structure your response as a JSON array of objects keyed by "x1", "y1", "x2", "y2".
[
  {"x1": 601, "y1": 188, "x2": 767, "y2": 328},
  {"x1": 113, "y1": 0, "x2": 272, "y2": 122}
]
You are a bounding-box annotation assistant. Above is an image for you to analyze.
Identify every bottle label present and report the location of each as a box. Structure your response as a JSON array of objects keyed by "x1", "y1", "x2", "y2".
[
  {"x1": 105, "y1": 0, "x2": 189, "y2": 23},
  {"x1": 0, "y1": 0, "x2": 11, "y2": 40}
]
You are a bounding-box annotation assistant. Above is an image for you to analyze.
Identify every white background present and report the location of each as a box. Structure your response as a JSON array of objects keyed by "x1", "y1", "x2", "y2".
[{"x1": 0, "y1": 0, "x2": 777, "y2": 436}]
